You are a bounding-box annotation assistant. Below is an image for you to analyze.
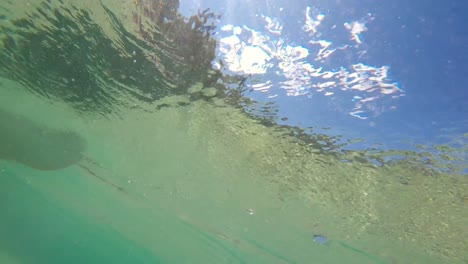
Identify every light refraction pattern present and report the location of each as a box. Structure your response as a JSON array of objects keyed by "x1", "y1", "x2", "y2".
[{"x1": 216, "y1": 6, "x2": 404, "y2": 119}]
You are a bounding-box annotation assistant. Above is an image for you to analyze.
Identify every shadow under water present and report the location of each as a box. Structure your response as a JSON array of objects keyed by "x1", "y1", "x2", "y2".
[
  {"x1": 0, "y1": 108, "x2": 127, "y2": 194},
  {"x1": 0, "y1": 108, "x2": 85, "y2": 170}
]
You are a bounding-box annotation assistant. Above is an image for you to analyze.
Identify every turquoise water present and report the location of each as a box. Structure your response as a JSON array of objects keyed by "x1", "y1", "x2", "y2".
[
  {"x1": 1, "y1": 171, "x2": 161, "y2": 264},
  {"x1": 0, "y1": 1, "x2": 467, "y2": 263},
  {"x1": 0, "y1": 88, "x2": 465, "y2": 263}
]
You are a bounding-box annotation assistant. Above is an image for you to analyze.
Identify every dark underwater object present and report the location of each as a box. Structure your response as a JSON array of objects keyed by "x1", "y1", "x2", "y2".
[
  {"x1": 0, "y1": 108, "x2": 85, "y2": 170},
  {"x1": 0, "y1": 108, "x2": 126, "y2": 193}
]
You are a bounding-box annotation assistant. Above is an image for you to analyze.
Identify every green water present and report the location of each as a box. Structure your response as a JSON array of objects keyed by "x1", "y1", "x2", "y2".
[
  {"x1": 0, "y1": 1, "x2": 467, "y2": 263},
  {"x1": 1, "y1": 83, "x2": 466, "y2": 263}
]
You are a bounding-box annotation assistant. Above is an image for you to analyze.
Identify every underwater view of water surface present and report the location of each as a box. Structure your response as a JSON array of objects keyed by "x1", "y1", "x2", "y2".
[{"x1": 0, "y1": 0, "x2": 467, "y2": 263}]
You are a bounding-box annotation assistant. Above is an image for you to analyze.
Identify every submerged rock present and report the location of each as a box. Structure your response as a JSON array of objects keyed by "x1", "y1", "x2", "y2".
[
  {"x1": 187, "y1": 82, "x2": 204, "y2": 94},
  {"x1": 201, "y1": 87, "x2": 217, "y2": 97}
]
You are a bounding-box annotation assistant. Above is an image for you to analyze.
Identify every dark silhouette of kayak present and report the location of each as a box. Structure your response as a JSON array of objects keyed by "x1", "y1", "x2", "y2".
[{"x1": 0, "y1": 108, "x2": 127, "y2": 194}]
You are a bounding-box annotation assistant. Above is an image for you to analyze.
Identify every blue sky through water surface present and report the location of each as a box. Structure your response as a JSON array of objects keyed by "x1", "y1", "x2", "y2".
[{"x1": 179, "y1": 0, "x2": 467, "y2": 155}]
